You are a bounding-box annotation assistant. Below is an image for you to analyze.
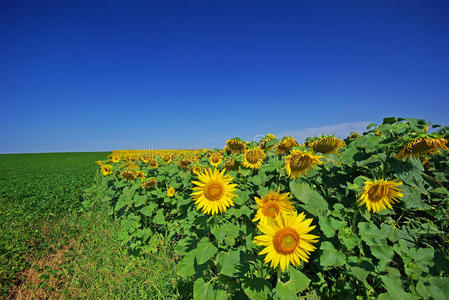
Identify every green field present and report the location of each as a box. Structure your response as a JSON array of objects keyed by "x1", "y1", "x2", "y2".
[{"x1": 0, "y1": 152, "x2": 179, "y2": 298}]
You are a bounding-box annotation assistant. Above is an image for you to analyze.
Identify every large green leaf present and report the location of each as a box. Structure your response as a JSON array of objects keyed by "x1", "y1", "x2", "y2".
[
  {"x1": 289, "y1": 181, "x2": 328, "y2": 216},
  {"x1": 195, "y1": 237, "x2": 218, "y2": 264},
  {"x1": 320, "y1": 241, "x2": 346, "y2": 267}
]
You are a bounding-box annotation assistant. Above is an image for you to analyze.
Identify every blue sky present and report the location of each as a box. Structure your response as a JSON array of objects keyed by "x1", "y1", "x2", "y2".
[{"x1": 1, "y1": 0, "x2": 449, "y2": 153}]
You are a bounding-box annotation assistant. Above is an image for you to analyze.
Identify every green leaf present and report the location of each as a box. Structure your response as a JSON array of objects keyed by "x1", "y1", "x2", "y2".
[
  {"x1": 195, "y1": 237, "x2": 218, "y2": 264},
  {"x1": 133, "y1": 194, "x2": 147, "y2": 207},
  {"x1": 320, "y1": 241, "x2": 346, "y2": 267},
  {"x1": 380, "y1": 275, "x2": 419, "y2": 300},
  {"x1": 289, "y1": 181, "x2": 328, "y2": 216},
  {"x1": 318, "y1": 215, "x2": 346, "y2": 238},
  {"x1": 242, "y1": 277, "x2": 271, "y2": 300},
  {"x1": 139, "y1": 203, "x2": 157, "y2": 217},
  {"x1": 216, "y1": 250, "x2": 242, "y2": 277},
  {"x1": 177, "y1": 251, "x2": 197, "y2": 277},
  {"x1": 339, "y1": 147, "x2": 358, "y2": 165},
  {"x1": 193, "y1": 278, "x2": 217, "y2": 300},
  {"x1": 234, "y1": 190, "x2": 250, "y2": 205},
  {"x1": 153, "y1": 208, "x2": 165, "y2": 225},
  {"x1": 382, "y1": 117, "x2": 397, "y2": 125},
  {"x1": 365, "y1": 135, "x2": 382, "y2": 153}
]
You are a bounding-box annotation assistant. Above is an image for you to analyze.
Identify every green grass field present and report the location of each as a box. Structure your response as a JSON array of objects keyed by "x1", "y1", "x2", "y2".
[{"x1": 0, "y1": 152, "x2": 180, "y2": 298}]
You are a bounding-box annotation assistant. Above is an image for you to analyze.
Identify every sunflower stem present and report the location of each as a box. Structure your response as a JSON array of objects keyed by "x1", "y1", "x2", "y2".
[
  {"x1": 351, "y1": 209, "x2": 360, "y2": 233},
  {"x1": 276, "y1": 266, "x2": 282, "y2": 283}
]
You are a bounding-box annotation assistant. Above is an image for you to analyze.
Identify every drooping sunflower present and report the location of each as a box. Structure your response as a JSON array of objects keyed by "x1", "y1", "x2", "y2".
[
  {"x1": 101, "y1": 164, "x2": 113, "y2": 176},
  {"x1": 190, "y1": 165, "x2": 205, "y2": 176},
  {"x1": 225, "y1": 138, "x2": 246, "y2": 155},
  {"x1": 167, "y1": 187, "x2": 175, "y2": 197},
  {"x1": 258, "y1": 134, "x2": 276, "y2": 151},
  {"x1": 348, "y1": 132, "x2": 359, "y2": 139},
  {"x1": 191, "y1": 168, "x2": 237, "y2": 215},
  {"x1": 358, "y1": 179, "x2": 403, "y2": 213},
  {"x1": 142, "y1": 178, "x2": 158, "y2": 190},
  {"x1": 209, "y1": 152, "x2": 223, "y2": 168},
  {"x1": 223, "y1": 157, "x2": 239, "y2": 172},
  {"x1": 178, "y1": 158, "x2": 193, "y2": 170},
  {"x1": 254, "y1": 212, "x2": 319, "y2": 271},
  {"x1": 139, "y1": 155, "x2": 150, "y2": 163},
  {"x1": 422, "y1": 157, "x2": 431, "y2": 170},
  {"x1": 242, "y1": 148, "x2": 266, "y2": 169},
  {"x1": 308, "y1": 137, "x2": 344, "y2": 154},
  {"x1": 276, "y1": 137, "x2": 298, "y2": 155},
  {"x1": 253, "y1": 189, "x2": 295, "y2": 223},
  {"x1": 161, "y1": 154, "x2": 174, "y2": 164},
  {"x1": 285, "y1": 150, "x2": 323, "y2": 178},
  {"x1": 124, "y1": 162, "x2": 139, "y2": 170},
  {"x1": 122, "y1": 170, "x2": 135, "y2": 180},
  {"x1": 133, "y1": 170, "x2": 146, "y2": 180},
  {"x1": 147, "y1": 157, "x2": 158, "y2": 168},
  {"x1": 395, "y1": 137, "x2": 448, "y2": 160}
]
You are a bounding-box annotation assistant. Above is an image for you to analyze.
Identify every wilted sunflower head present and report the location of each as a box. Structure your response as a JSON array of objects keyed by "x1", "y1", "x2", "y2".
[
  {"x1": 190, "y1": 168, "x2": 237, "y2": 215},
  {"x1": 147, "y1": 157, "x2": 158, "y2": 168},
  {"x1": 285, "y1": 150, "x2": 323, "y2": 178},
  {"x1": 358, "y1": 179, "x2": 403, "y2": 213},
  {"x1": 223, "y1": 157, "x2": 239, "y2": 172},
  {"x1": 308, "y1": 137, "x2": 344, "y2": 154},
  {"x1": 253, "y1": 212, "x2": 319, "y2": 271},
  {"x1": 242, "y1": 148, "x2": 266, "y2": 169},
  {"x1": 396, "y1": 137, "x2": 448, "y2": 160},
  {"x1": 167, "y1": 187, "x2": 175, "y2": 197},
  {"x1": 253, "y1": 189, "x2": 294, "y2": 222},
  {"x1": 209, "y1": 152, "x2": 223, "y2": 167},
  {"x1": 162, "y1": 154, "x2": 174, "y2": 163},
  {"x1": 276, "y1": 137, "x2": 298, "y2": 155},
  {"x1": 101, "y1": 164, "x2": 113, "y2": 176},
  {"x1": 122, "y1": 170, "x2": 135, "y2": 180},
  {"x1": 258, "y1": 134, "x2": 276, "y2": 150},
  {"x1": 190, "y1": 165, "x2": 205, "y2": 176},
  {"x1": 225, "y1": 138, "x2": 246, "y2": 154},
  {"x1": 348, "y1": 132, "x2": 359, "y2": 139},
  {"x1": 178, "y1": 158, "x2": 193, "y2": 170},
  {"x1": 142, "y1": 178, "x2": 158, "y2": 190}
]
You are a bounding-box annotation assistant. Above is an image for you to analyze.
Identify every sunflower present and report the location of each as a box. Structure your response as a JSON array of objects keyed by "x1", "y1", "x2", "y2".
[
  {"x1": 223, "y1": 157, "x2": 239, "y2": 172},
  {"x1": 348, "y1": 132, "x2": 359, "y2": 139},
  {"x1": 162, "y1": 154, "x2": 174, "y2": 164},
  {"x1": 225, "y1": 138, "x2": 246, "y2": 154},
  {"x1": 101, "y1": 164, "x2": 113, "y2": 176},
  {"x1": 308, "y1": 137, "x2": 344, "y2": 154},
  {"x1": 254, "y1": 212, "x2": 319, "y2": 271},
  {"x1": 396, "y1": 137, "x2": 448, "y2": 159},
  {"x1": 190, "y1": 165, "x2": 205, "y2": 176},
  {"x1": 358, "y1": 179, "x2": 403, "y2": 213},
  {"x1": 242, "y1": 148, "x2": 266, "y2": 169},
  {"x1": 209, "y1": 152, "x2": 223, "y2": 167},
  {"x1": 259, "y1": 134, "x2": 276, "y2": 151},
  {"x1": 178, "y1": 158, "x2": 193, "y2": 170},
  {"x1": 285, "y1": 150, "x2": 323, "y2": 178},
  {"x1": 139, "y1": 155, "x2": 150, "y2": 163},
  {"x1": 124, "y1": 162, "x2": 138, "y2": 170},
  {"x1": 191, "y1": 168, "x2": 237, "y2": 215},
  {"x1": 276, "y1": 137, "x2": 298, "y2": 155},
  {"x1": 167, "y1": 187, "x2": 175, "y2": 197},
  {"x1": 253, "y1": 189, "x2": 295, "y2": 223},
  {"x1": 112, "y1": 156, "x2": 120, "y2": 163},
  {"x1": 95, "y1": 160, "x2": 105, "y2": 166},
  {"x1": 142, "y1": 178, "x2": 158, "y2": 189},
  {"x1": 122, "y1": 170, "x2": 135, "y2": 180},
  {"x1": 147, "y1": 157, "x2": 158, "y2": 168}
]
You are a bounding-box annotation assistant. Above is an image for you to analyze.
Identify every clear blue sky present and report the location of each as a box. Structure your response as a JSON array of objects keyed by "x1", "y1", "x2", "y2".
[{"x1": 1, "y1": 0, "x2": 449, "y2": 153}]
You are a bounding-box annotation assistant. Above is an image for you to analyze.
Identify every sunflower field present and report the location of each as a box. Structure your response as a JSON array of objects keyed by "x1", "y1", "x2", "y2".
[{"x1": 90, "y1": 117, "x2": 449, "y2": 299}]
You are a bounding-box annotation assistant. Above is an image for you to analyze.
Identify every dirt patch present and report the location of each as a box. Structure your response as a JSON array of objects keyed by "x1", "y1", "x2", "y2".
[{"x1": 7, "y1": 240, "x2": 75, "y2": 300}]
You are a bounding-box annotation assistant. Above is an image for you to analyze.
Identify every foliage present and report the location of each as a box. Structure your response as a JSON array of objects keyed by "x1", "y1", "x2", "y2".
[{"x1": 90, "y1": 117, "x2": 449, "y2": 299}]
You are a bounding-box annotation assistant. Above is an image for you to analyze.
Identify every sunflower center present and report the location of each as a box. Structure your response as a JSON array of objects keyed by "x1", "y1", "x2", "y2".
[
  {"x1": 290, "y1": 155, "x2": 311, "y2": 171},
  {"x1": 246, "y1": 150, "x2": 261, "y2": 164},
  {"x1": 212, "y1": 156, "x2": 220, "y2": 163},
  {"x1": 262, "y1": 201, "x2": 280, "y2": 218},
  {"x1": 273, "y1": 227, "x2": 300, "y2": 255},
  {"x1": 368, "y1": 184, "x2": 387, "y2": 202},
  {"x1": 205, "y1": 183, "x2": 224, "y2": 201},
  {"x1": 315, "y1": 144, "x2": 335, "y2": 154}
]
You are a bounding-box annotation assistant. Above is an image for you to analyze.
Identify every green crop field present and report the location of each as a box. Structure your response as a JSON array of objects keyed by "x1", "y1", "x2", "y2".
[{"x1": 0, "y1": 152, "x2": 109, "y2": 293}]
